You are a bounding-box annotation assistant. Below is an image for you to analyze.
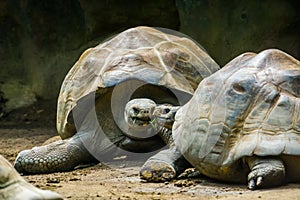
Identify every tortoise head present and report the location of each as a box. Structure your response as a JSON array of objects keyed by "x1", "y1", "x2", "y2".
[
  {"x1": 152, "y1": 104, "x2": 180, "y2": 130},
  {"x1": 124, "y1": 98, "x2": 156, "y2": 128},
  {"x1": 125, "y1": 98, "x2": 179, "y2": 131}
]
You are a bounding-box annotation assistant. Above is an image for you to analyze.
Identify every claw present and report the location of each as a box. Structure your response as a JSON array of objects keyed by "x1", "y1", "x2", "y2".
[
  {"x1": 248, "y1": 179, "x2": 256, "y2": 190},
  {"x1": 256, "y1": 176, "x2": 263, "y2": 186},
  {"x1": 246, "y1": 157, "x2": 285, "y2": 190},
  {"x1": 248, "y1": 176, "x2": 263, "y2": 190}
]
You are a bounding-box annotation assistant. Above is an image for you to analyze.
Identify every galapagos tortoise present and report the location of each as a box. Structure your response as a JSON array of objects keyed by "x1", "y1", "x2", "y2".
[
  {"x1": 14, "y1": 26, "x2": 219, "y2": 174},
  {"x1": 140, "y1": 49, "x2": 300, "y2": 190}
]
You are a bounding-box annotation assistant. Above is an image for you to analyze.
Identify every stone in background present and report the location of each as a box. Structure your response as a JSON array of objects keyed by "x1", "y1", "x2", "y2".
[
  {"x1": 0, "y1": 0, "x2": 299, "y2": 113},
  {"x1": 176, "y1": 0, "x2": 299, "y2": 65},
  {"x1": 0, "y1": 0, "x2": 179, "y2": 112}
]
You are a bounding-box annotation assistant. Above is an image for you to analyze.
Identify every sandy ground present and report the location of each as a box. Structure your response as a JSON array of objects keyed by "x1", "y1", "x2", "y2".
[{"x1": 1, "y1": 101, "x2": 300, "y2": 200}]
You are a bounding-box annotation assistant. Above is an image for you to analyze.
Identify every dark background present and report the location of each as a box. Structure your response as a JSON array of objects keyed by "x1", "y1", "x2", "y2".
[{"x1": 0, "y1": 0, "x2": 299, "y2": 113}]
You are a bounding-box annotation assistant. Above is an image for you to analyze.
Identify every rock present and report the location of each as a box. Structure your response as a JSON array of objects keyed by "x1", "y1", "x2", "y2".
[
  {"x1": 0, "y1": 0, "x2": 179, "y2": 111},
  {"x1": 0, "y1": 0, "x2": 299, "y2": 112},
  {"x1": 176, "y1": 0, "x2": 300, "y2": 65},
  {"x1": 0, "y1": 80, "x2": 36, "y2": 112}
]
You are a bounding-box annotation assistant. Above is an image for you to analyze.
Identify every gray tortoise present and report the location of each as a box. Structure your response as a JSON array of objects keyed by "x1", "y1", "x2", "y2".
[
  {"x1": 0, "y1": 154, "x2": 63, "y2": 200},
  {"x1": 139, "y1": 49, "x2": 300, "y2": 190},
  {"x1": 14, "y1": 26, "x2": 219, "y2": 174}
]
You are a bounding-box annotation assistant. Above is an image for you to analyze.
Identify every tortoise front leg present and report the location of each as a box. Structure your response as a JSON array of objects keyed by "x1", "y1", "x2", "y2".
[
  {"x1": 245, "y1": 156, "x2": 286, "y2": 190},
  {"x1": 14, "y1": 137, "x2": 98, "y2": 174},
  {"x1": 140, "y1": 145, "x2": 191, "y2": 182}
]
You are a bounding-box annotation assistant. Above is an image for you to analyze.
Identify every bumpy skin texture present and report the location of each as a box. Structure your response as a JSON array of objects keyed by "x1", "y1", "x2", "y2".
[
  {"x1": 140, "y1": 146, "x2": 191, "y2": 182},
  {"x1": 246, "y1": 156, "x2": 285, "y2": 190},
  {"x1": 146, "y1": 49, "x2": 300, "y2": 189},
  {"x1": 14, "y1": 138, "x2": 97, "y2": 174},
  {"x1": 14, "y1": 26, "x2": 219, "y2": 174},
  {"x1": 0, "y1": 155, "x2": 63, "y2": 200}
]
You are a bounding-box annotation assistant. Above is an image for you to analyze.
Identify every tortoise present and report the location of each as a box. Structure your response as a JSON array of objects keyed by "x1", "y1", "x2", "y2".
[
  {"x1": 139, "y1": 49, "x2": 300, "y2": 190},
  {"x1": 14, "y1": 26, "x2": 219, "y2": 174},
  {"x1": 0, "y1": 154, "x2": 63, "y2": 199}
]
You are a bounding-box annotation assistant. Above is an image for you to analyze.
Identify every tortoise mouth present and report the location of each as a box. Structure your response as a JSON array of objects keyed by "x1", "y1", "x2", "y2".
[
  {"x1": 129, "y1": 116, "x2": 151, "y2": 126},
  {"x1": 128, "y1": 115, "x2": 161, "y2": 130},
  {"x1": 156, "y1": 117, "x2": 173, "y2": 129},
  {"x1": 127, "y1": 114, "x2": 174, "y2": 130}
]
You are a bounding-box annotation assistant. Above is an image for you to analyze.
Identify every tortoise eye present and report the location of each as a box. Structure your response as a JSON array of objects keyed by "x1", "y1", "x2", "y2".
[
  {"x1": 162, "y1": 108, "x2": 171, "y2": 114},
  {"x1": 232, "y1": 83, "x2": 246, "y2": 94},
  {"x1": 132, "y1": 107, "x2": 139, "y2": 115}
]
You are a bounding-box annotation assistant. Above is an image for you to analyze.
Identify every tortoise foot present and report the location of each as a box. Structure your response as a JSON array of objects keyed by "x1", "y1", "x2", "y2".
[
  {"x1": 140, "y1": 161, "x2": 176, "y2": 182},
  {"x1": 14, "y1": 138, "x2": 97, "y2": 174},
  {"x1": 247, "y1": 157, "x2": 285, "y2": 190}
]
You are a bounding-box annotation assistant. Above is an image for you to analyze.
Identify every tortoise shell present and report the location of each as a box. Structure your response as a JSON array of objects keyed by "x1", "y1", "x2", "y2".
[
  {"x1": 173, "y1": 49, "x2": 300, "y2": 170},
  {"x1": 57, "y1": 26, "x2": 220, "y2": 139}
]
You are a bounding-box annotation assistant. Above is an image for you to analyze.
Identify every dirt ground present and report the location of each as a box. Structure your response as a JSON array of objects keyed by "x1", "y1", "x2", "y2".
[{"x1": 1, "y1": 100, "x2": 300, "y2": 200}]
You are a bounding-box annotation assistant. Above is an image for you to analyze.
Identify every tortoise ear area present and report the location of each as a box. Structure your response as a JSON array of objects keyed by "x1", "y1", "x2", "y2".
[{"x1": 232, "y1": 82, "x2": 247, "y2": 94}]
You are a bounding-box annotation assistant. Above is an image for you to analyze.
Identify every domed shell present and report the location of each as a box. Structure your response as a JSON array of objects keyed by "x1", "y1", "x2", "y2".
[
  {"x1": 173, "y1": 49, "x2": 300, "y2": 168},
  {"x1": 57, "y1": 26, "x2": 220, "y2": 139}
]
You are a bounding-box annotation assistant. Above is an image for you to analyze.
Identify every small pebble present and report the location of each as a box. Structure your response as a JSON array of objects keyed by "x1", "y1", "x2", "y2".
[
  {"x1": 69, "y1": 177, "x2": 81, "y2": 181},
  {"x1": 47, "y1": 177, "x2": 60, "y2": 183}
]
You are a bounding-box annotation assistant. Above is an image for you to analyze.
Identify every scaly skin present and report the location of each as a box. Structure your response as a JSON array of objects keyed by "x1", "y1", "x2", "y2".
[
  {"x1": 245, "y1": 156, "x2": 285, "y2": 190},
  {"x1": 14, "y1": 137, "x2": 98, "y2": 174},
  {"x1": 139, "y1": 145, "x2": 191, "y2": 182}
]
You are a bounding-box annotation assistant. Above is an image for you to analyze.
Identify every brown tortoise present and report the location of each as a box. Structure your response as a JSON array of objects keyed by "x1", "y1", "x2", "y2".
[
  {"x1": 14, "y1": 26, "x2": 219, "y2": 174},
  {"x1": 139, "y1": 49, "x2": 300, "y2": 190}
]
